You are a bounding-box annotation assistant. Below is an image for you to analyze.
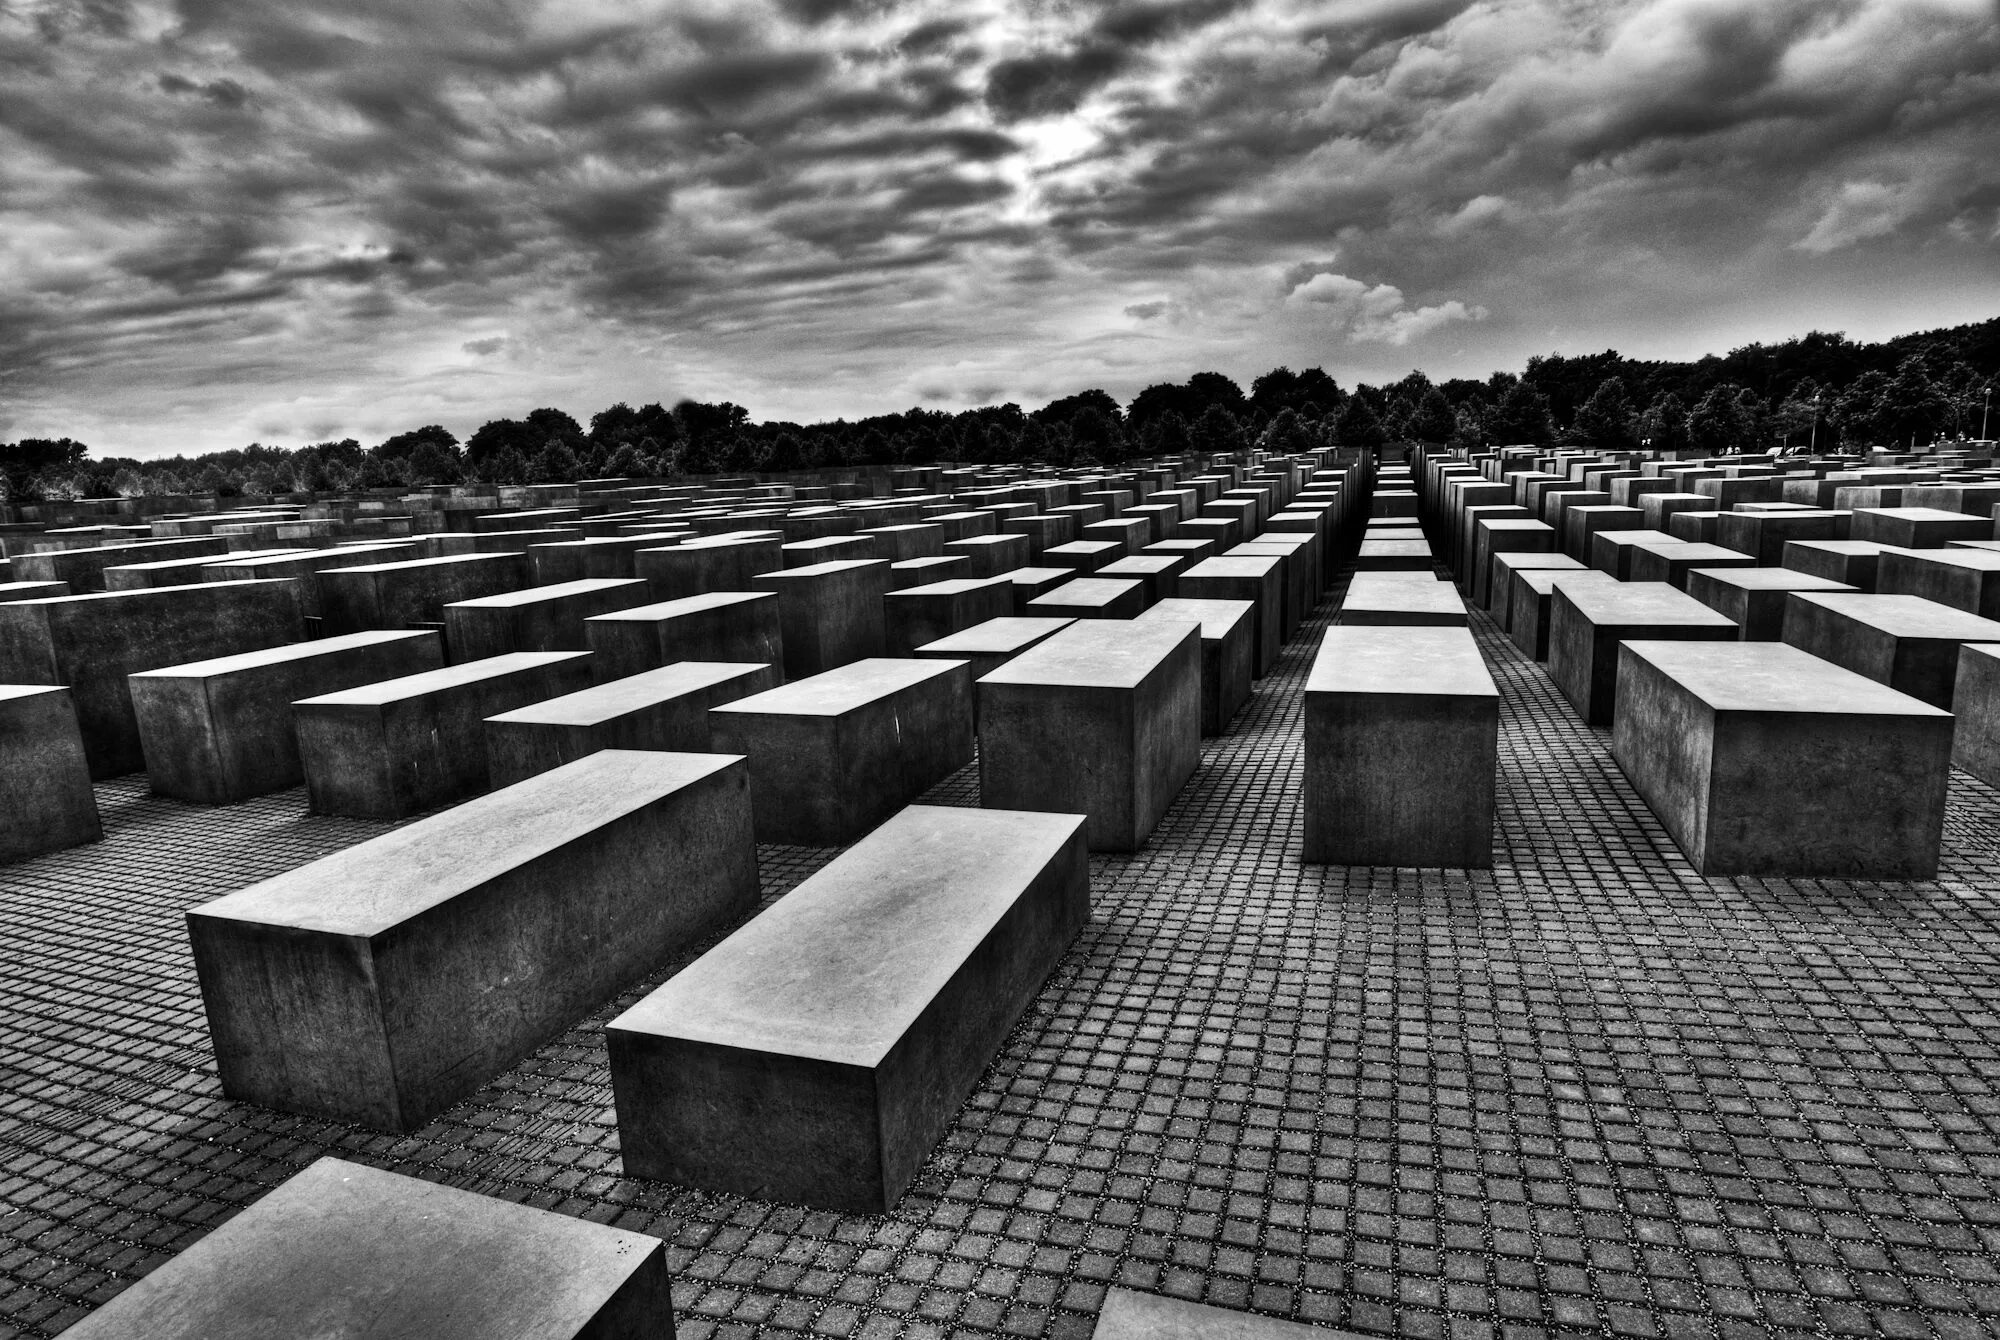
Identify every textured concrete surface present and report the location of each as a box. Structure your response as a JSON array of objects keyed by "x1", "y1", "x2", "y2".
[{"x1": 9, "y1": 573, "x2": 2000, "y2": 1340}]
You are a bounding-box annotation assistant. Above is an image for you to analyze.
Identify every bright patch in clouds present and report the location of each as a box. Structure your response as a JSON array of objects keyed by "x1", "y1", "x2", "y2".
[{"x1": 0, "y1": 0, "x2": 1996, "y2": 454}]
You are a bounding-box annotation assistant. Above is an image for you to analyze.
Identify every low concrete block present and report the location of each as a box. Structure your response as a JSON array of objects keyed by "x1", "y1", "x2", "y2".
[
  {"x1": 1135, "y1": 597, "x2": 1254, "y2": 736},
  {"x1": 607, "y1": 804, "x2": 1088, "y2": 1211},
  {"x1": 945, "y1": 533, "x2": 1031, "y2": 576},
  {"x1": 1713, "y1": 509, "x2": 1851, "y2": 565},
  {"x1": 10, "y1": 537, "x2": 230, "y2": 594},
  {"x1": 585, "y1": 591, "x2": 784, "y2": 682},
  {"x1": 485, "y1": 661, "x2": 776, "y2": 786},
  {"x1": 0, "y1": 580, "x2": 69, "y2": 603},
  {"x1": 634, "y1": 534, "x2": 782, "y2": 600},
  {"x1": 1614, "y1": 640, "x2": 1951, "y2": 878},
  {"x1": 1782, "y1": 592, "x2": 2000, "y2": 708},
  {"x1": 56, "y1": 1157, "x2": 673, "y2": 1340},
  {"x1": 102, "y1": 547, "x2": 305, "y2": 591},
  {"x1": 1589, "y1": 528, "x2": 1677, "y2": 579},
  {"x1": 0, "y1": 685, "x2": 100, "y2": 862},
  {"x1": 753, "y1": 559, "x2": 889, "y2": 679},
  {"x1": 1548, "y1": 581, "x2": 1737, "y2": 724},
  {"x1": 1006, "y1": 565, "x2": 1076, "y2": 612},
  {"x1": 443, "y1": 577, "x2": 652, "y2": 660},
  {"x1": 978, "y1": 618, "x2": 1200, "y2": 852},
  {"x1": 1685, "y1": 568, "x2": 1855, "y2": 641},
  {"x1": 0, "y1": 582, "x2": 306, "y2": 778},
  {"x1": 1625, "y1": 540, "x2": 1755, "y2": 590},
  {"x1": 130, "y1": 630, "x2": 445, "y2": 804},
  {"x1": 710, "y1": 658, "x2": 973, "y2": 844},
  {"x1": 1469, "y1": 519, "x2": 1553, "y2": 604},
  {"x1": 190, "y1": 749, "x2": 756, "y2": 1129},
  {"x1": 295, "y1": 650, "x2": 593, "y2": 817},
  {"x1": 1951, "y1": 643, "x2": 2000, "y2": 788},
  {"x1": 1353, "y1": 537, "x2": 1433, "y2": 573},
  {"x1": 1303, "y1": 625, "x2": 1497, "y2": 867},
  {"x1": 1488, "y1": 554, "x2": 1583, "y2": 628}
]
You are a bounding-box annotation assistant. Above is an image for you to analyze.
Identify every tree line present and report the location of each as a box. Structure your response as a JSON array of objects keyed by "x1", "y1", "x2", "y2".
[{"x1": 3, "y1": 316, "x2": 1994, "y2": 503}]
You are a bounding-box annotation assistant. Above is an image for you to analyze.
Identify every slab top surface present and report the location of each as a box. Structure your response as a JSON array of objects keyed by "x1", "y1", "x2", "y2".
[
  {"x1": 1031, "y1": 578, "x2": 1145, "y2": 607},
  {"x1": 129, "y1": 629, "x2": 434, "y2": 680},
  {"x1": 609, "y1": 805, "x2": 1086, "y2": 1067},
  {"x1": 1558, "y1": 581, "x2": 1738, "y2": 628},
  {"x1": 446, "y1": 577, "x2": 644, "y2": 611},
  {"x1": 1517, "y1": 569, "x2": 1617, "y2": 596},
  {"x1": 1853, "y1": 507, "x2": 1987, "y2": 523},
  {"x1": 1791, "y1": 592, "x2": 2000, "y2": 640},
  {"x1": 1135, "y1": 598, "x2": 1253, "y2": 640},
  {"x1": 58, "y1": 1156, "x2": 660, "y2": 1340},
  {"x1": 1687, "y1": 569, "x2": 1857, "y2": 593},
  {"x1": 595, "y1": 590, "x2": 773, "y2": 622},
  {"x1": 332, "y1": 553, "x2": 524, "y2": 576},
  {"x1": 916, "y1": 616, "x2": 1074, "y2": 655},
  {"x1": 1343, "y1": 574, "x2": 1465, "y2": 617},
  {"x1": 1887, "y1": 547, "x2": 2000, "y2": 573},
  {"x1": 982, "y1": 618, "x2": 1199, "y2": 690},
  {"x1": 714, "y1": 656, "x2": 963, "y2": 717},
  {"x1": 191, "y1": 750, "x2": 734, "y2": 937},
  {"x1": 489, "y1": 662, "x2": 770, "y2": 727},
  {"x1": 294, "y1": 650, "x2": 587, "y2": 708},
  {"x1": 1620, "y1": 640, "x2": 1953, "y2": 717},
  {"x1": 1307, "y1": 625, "x2": 1498, "y2": 699}
]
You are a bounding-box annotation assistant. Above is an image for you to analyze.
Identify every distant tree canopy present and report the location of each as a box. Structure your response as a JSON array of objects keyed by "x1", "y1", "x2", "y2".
[{"x1": 6, "y1": 317, "x2": 1996, "y2": 500}]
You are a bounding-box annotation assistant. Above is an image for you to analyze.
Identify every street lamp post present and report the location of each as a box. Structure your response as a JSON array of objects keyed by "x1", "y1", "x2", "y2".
[
  {"x1": 1984, "y1": 386, "x2": 1992, "y2": 442},
  {"x1": 1809, "y1": 393, "x2": 1821, "y2": 456}
]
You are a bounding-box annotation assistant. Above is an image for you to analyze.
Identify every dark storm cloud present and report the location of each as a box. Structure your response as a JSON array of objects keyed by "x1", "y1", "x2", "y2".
[{"x1": 2, "y1": 0, "x2": 1997, "y2": 453}]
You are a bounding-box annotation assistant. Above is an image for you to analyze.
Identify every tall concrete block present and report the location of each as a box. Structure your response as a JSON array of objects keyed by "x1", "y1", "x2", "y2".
[{"x1": 0, "y1": 685, "x2": 101, "y2": 862}]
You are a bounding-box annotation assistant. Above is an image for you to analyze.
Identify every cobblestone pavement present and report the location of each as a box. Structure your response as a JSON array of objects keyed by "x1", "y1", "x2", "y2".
[{"x1": 5, "y1": 573, "x2": 2000, "y2": 1340}]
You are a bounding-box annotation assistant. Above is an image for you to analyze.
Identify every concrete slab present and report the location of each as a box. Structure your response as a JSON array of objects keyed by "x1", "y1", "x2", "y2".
[
  {"x1": 1548, "y1": 581, "x2": 1738, "y2": 724},
  {"x1": 1781, "y1": 538, "x2": 1897, "y2": 592},
  {"x1": 1027, "y1": 576, "x2": 1149, "y2": 621},
  {"x1": 584, "y1": 590, "x2": 783, "y2": 682},
  {"x1": 1877, "y1": 546, "x2": 2000, "y2": 620},
  {"x1": 55, "y1": 1157, "x2": 672, "y2": 1340},
  {"x1": 979, "y1": 618, "x2": 1201, "y2": 852},
  {"x1": 443, "y1": 577, "x2": 651, "y2": 660},
  {"x1": 1685, "y1": 568, "x2": 1856, "y2": 641},
  {"x1": 1303, "y1": 625, "x2": 1498, "y2": 867},
  {"x1": 1339, "y1": 572, "x2": 1467, "y2": 627},
  {"x1": 191, "y1": 748, "x2": 754, "y2": 1129},
  {"x1": 1613, "y1": 640, "x2": 1951, "y2": 878},
  {"x1": 319, "y1": 553, "x2": 531, "y2": 634},
  {"x1": 752, "y1": 559, "x2": 890, "y2": 679},
  {"x1": 130, "y1": 630, "x2": 446, "y2": 804},
  {"x1": 607, "y1": 804, "x2": 1088, "y2": 1211},
  {"x1": 1134, "y1": 597, "x2": 1255, "y2": 736},
  {"x1": 294, "y1": 650, "x2": 594, "y2": 817},
  {"x1": 1782, "y1": 592, "x2": 2000, "y2": 708},
  {"x1": 710, "y1": 658, "x2": 975, "y2": 844},
  {"x1": 485, "y1": 661, "x2": 777, "y2": 785},
  {"x1": 0, "y1": 685, "x2": 100, "y2": 863}
]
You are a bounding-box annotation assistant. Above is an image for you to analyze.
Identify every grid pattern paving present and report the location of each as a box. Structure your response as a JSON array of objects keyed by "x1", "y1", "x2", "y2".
[{"x1": 4, "y1": 571, "x2": 2000, "y2": 1340}]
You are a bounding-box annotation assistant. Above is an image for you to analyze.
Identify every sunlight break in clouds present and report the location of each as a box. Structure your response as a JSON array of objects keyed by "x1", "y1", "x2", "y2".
[{"x1": 0, "y1": 0, "x2": 1997, "y2": 454}]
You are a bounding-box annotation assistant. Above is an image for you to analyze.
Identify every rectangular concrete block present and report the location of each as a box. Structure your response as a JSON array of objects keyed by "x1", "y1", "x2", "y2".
[
  {"x1": 1613, "y1": 640, "x2": 1951, "y2": 878},
  {"x1": 130, "y1": 630, "x2": 446, "y2": 804},
  {"x1": 710, "y1": 657, "x2": 974, "y2": 844},
  {"x1": 189, "y1": 748, "x2": 756, "y2": 1130},
  {"x1": 883, "y1": 577, "x2": 1016, "y2": 657},
  {"x1": 102, "y1": 547, "x2": 305, "y2": 591},
  {"x1": 1548, "y1": 581, "x2": 1737, "y2": 724},
  {"x1": 584, "y1": 591, "x2": 784, "y2": 682},
  {"x1": 1951, "y1": 642, "x2": 2000, "y2": 788},
  {"x1": 0, "y1": 582, "x2": 307, "y2": 778},
  {"x1": 1782, "y1": 592, "x2": 2000, "y2": 708},
  {"x1": 753, "y1": 559, "x2": 889, "y2": 679},
  {"x1": 1685, "y1": 568, "x2": 1856, "y2": 641},
  {"x1": 945, "y1": 533, "x2": 1031, "y2": 577},
  {"x1": 0, "y1": 580, "x2": 70, "y2": 603},
  {"x1": 0, "y1": 685, "x2": 101, "y2": 862},
  {"x1": 1781, "y1": 539, "x2": 1896, "y2": 592},
  {"x1": 1026, "y1": 576, "x2": 1149, "y2": 621},
  {"x1": 1877, "y1": 547, "x2": 2000, "y2": 620},
  {"x1": 1179, "y1": 556, "x2": 1284, "y2": 676},
  {"x1": 1508, "y1": 568, "x2": 1617, "y2": 660},
  {"x1": 1488, "y1": 554, "x2": 1583, "y2": 628},
  {"x1": 607, "y1": 804, "x2": 1088, "y2": 1212},
  {"x1": 485, "y1": 661, "x2": 777, "y2": 786},
  {"x1": 913, "y1": 615, "x2": 1075, "y2": 683},
  {"x1": 1625, "y1": 540, "x2": 1755, "y2": 591},
  {"x1": 1849, "y1": 507, "x2": 1989, "y2": 549},
  {"x1": 10, "y1": 537, "x2": 230, "y2": 594},
  {"x1": 1303, "y1": 625, "x2": 1498, "y2": 868},
  {"x1": 56, "y1": 1157, "x2": 673, "y2": 1340},
  {"x1": 978, "y1": 618, "x2": 1200, "y2": 852},
  {"x1": 634, "y1": 534, "x2": 782, "y2": 600},
  {"x1": 320, "y1": 553, "x2": 531, "y2": 635},
  {"x1": 443, "y1": 577, "x2": 652, "y2": 660},
  {"x1": 1135, "y1": 597, "x2": 1254, "y2": 736},
  {"x1": 295, "y1": 650, "x2": 594, "y2": 817}
]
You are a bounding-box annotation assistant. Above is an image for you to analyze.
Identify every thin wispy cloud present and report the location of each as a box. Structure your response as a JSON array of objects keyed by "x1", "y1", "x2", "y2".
[{"x1": 2, "y1": 0, "x2": 1996, "y2": 454}]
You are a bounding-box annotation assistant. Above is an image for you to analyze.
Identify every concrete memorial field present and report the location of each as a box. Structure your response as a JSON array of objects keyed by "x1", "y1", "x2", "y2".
[{"x1": 12, "y1": 446, "x2": 2000, "y2": 1340}]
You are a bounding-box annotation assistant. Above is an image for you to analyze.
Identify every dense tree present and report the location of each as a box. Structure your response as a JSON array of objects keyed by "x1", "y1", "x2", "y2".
[
  {"x1": 1332, "y1": 397, "x2": 1387, "y2": 453},
  {"x1": 1486, "y1": 382, "x2": 1554, "y2": 445},
  {"x1": 1407, "y1": 388, "x2": 1456, "y2": 445},
  {"x1": 1571, "y1": 377, "x2": 1638, "y2": 451}
]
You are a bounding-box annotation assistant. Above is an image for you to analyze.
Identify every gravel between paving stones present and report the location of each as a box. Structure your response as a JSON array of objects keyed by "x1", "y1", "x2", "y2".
[{"x1": 3, "y1": 569, "x2": 2000, "y2": 1340}]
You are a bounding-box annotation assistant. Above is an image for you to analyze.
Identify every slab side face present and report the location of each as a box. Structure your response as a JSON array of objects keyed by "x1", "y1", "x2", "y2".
[
  {"x1": 188, "y1": 750, "x2": 758, "y2": 1130},
  {"x1": 1092, "y1": 1287, "x2": 1356, "y2": 1340},
  {"x1": 607, "y1": 805, "x2": 1089, "y2": 1211},
  {"x1": 0, "y1": 685, "x2": 102, "y2": 862}
]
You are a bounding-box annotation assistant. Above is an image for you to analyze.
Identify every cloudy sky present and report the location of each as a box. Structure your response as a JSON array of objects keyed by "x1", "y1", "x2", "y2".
[{"x1": 3, "y1": 0, "x2": 1998, "y2": 457}]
